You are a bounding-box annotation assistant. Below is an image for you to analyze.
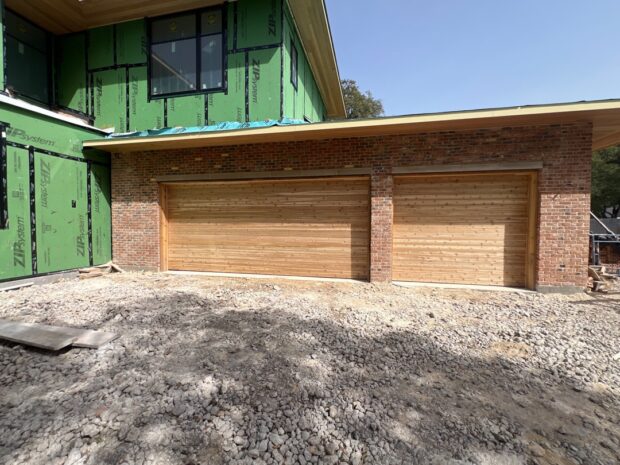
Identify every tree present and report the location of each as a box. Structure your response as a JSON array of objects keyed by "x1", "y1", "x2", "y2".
[
  {"x1": 341, "y1": 79, "x2": 384, "y2": 119},
  {"x1": 592, "y1": 146, "x2": 620, "y2": 218}
]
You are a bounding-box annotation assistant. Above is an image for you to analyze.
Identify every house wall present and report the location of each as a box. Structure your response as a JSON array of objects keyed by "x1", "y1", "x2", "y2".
[
  {"x1": 0, "y1": 103, "x2": 111, "y2": 282},
  {"x1": 53, "y1": 0, "x2": 327, "y2": 132},
  {"x1": 110, "y1": 122, "x2": 593, "y2": 291}
]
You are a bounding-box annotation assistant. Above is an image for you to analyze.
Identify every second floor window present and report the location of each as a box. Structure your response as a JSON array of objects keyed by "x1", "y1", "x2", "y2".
[
  {"x1": 150, "y1": 8, "x2": 225, "y2": 98},
  {"x1": 5, "y1": 10, "x2": 50, "y2": 104}
]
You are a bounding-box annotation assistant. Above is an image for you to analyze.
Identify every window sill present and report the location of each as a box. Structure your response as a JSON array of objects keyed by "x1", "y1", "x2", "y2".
[{"x1": 0, "y1": 93, "x2": 106, "y2": 133}]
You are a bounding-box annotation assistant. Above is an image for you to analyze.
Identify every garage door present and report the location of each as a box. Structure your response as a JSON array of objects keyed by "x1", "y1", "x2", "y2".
[
  {"x1": 393, "y1": 172, "x2": 536, "y2": 287},
  {"x1": 162, "y1": 177, "x2": 370, "y2": 279}
]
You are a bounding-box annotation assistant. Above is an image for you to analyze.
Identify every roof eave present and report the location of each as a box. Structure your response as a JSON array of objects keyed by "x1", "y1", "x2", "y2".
[
  {"x1": 83, "y1": 99, "x2": 620, "y2": 153},
  {"x1": 287, "y1": 0, "x2": 346, "y2": 119}
]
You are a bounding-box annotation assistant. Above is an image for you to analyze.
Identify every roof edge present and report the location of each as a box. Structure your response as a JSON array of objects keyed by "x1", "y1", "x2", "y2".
[
  {"x1": 287, "y1": 0, "x2": 346, "y2": 119},
  {"x1": 83, "y1": 99, "x2": 620, "y2": 152}
]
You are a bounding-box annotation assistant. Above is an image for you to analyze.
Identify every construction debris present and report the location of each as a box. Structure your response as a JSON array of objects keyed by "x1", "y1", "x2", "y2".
[
  {"x1": 0, "y1": 320, "x2": 117, "y2": 351},
  {"x1": 79, "y1": 261, "x2": 124, "y2": 280}
]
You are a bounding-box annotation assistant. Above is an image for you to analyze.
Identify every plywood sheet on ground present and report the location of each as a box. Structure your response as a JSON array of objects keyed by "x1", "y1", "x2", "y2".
[{"x1": 0, "y1": 319, "x2": 118, "y2": 351}]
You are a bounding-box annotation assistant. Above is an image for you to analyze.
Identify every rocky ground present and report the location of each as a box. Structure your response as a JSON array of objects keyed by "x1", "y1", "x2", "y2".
[{"x1": 0, "y1": 273, "x2": 618, "y2": 465}]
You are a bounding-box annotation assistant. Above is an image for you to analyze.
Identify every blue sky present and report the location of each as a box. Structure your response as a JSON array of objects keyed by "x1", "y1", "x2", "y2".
[{"x1": 326, "y1": 0, "x2": 620, "y2": 116}]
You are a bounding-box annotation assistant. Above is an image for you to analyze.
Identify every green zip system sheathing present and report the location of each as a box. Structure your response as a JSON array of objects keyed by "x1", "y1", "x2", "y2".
[
  {"x1": 0, "y1": 104, "x2": 111, "y2": 282},
  {"x1": 53, "y1": 0, "x2": 326, "y2": 132},
  {"x1": 283, "y1": 5, "x2": 326, "y2": 123}
]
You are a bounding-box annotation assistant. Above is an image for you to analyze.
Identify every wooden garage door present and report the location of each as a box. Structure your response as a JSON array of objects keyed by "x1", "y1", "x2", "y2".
[
  {"x1": 393, "y1": 172, "x2": 536, "y2": 287},
  {"x1": 162, "y1": 177, "x2": 370, "y2": 279}
]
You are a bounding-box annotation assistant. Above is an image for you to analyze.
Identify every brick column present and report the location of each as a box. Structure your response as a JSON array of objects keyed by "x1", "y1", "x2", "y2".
[{"x1": 370, "y1": 169, "x2": 393, "y2": 282}]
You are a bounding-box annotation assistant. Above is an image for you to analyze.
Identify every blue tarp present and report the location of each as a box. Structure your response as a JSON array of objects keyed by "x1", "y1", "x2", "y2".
[{"x1": 108, "y1": 118, "x2": 306, "y2": 139}]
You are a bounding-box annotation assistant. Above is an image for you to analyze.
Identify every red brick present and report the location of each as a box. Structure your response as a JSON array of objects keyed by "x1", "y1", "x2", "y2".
[{"x1": 111, "y1": 122, "x2": 593, "y2": 289}]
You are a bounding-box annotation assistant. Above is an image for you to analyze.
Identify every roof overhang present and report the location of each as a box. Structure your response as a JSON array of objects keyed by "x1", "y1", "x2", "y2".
[
  {"x1": 287, "y1": 0, "x2": 345, "y2": 118},
  {"x1": 83, "y1": 100, "x2": 620, "y2": 153},
  {"x1": 5, "y1": 0, "x2": 346, "y2": 120}
]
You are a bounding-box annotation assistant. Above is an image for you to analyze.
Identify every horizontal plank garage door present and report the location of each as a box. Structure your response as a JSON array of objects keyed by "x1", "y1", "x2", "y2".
[
  {"x1": 393, "y1": 172, "x2": 537, "y2": 288},
  {"x1": 162, "y1": 177, "x2": 370, "y2": 279}
]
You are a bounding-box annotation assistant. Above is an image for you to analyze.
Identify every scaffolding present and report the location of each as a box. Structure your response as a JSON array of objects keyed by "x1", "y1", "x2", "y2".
[{"x1": 590, "y1": 212, "x2": 620, "y2": 268}]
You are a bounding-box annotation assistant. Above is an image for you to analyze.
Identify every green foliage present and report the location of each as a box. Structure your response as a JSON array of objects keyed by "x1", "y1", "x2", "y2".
[
  {"x1": 341, "y1": 79, "x2": 384, "y2": 119},
  {"x1": 592, "y1": 146, "x2": 620, "y2": 218}
]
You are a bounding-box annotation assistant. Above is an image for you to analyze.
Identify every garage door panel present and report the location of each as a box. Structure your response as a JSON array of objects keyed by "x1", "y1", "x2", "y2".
[
  {"x1": 164, "y1": 177, "x2": 370, "y2": 280},
  {"x1": 393, "y1": 173, "x2": 534, "y2": 287}
]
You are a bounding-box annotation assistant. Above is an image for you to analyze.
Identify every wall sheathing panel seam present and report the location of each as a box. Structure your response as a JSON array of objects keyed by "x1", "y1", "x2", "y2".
[{"x1": 0, "y1": 122, "x2": 7, "y2": 229}]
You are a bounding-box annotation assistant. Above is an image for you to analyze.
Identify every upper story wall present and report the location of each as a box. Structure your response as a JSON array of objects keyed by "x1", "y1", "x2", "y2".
[{"x1": 48, "y1": 0, "x2": 327, "y2": 132}]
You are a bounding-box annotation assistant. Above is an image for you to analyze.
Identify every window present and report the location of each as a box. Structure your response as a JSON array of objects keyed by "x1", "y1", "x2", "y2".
[
  {"x1": 0, "y1": 124, "x2": 8, "y2": 230},
  {"x1": 5, "y1": 10, "x2": 50, "y2": 104},
  {"x1": 290, "y1": 41, "x2": 298, "y2": 90},
  {"x1": 150, "y1": 8, "x2": 225, "y2": 98}
]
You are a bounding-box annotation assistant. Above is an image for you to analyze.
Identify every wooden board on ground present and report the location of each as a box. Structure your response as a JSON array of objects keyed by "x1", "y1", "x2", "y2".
[
  {"x1": 162, "y1": 177, "x2": 371, "y2": 280},
  {"x1": 0, "y1": 320, "x2": 118, "y2": 351}
]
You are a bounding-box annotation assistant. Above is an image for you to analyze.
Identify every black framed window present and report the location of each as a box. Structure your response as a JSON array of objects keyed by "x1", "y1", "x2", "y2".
[
  {"x1": 150, "y1": 8, "x2": 225, "y2": 98},
  {"x1": 5, "y1": 10, "x2": 51, "y2": 105},
  {"x1": 0, "y1": 124, "x2": 8, "y2": 230},
  {"x1": 290, "y1": 41, "x2": 298, "y2": 90}
]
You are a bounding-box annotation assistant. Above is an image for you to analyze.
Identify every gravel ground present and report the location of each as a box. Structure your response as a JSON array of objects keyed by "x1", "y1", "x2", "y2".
[{"x1": 0, "y1": 273, "x2": 619, "y2": 465}]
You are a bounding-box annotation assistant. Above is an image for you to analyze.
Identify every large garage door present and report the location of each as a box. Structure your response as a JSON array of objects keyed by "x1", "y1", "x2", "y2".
[
  {"x1": 393, "y1": 172, "x2": 536, "y2": 287},
  {"x1": 162, "y1": 177, "x2": 370, "y2": 279}
]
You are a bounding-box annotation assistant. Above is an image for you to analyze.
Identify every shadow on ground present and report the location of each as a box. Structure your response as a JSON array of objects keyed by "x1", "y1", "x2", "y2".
[{"x1": 0, "y1": 281, "x2": 619, "y2": 465}]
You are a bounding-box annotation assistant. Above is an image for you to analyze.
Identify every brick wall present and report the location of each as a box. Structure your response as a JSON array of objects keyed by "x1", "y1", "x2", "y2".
[
  {"x1": 599, "y1": 244, "x2": 620, "y2": 273},
  {"x1": 111, "y1": 122, "x2": 593, "y2": 290}
]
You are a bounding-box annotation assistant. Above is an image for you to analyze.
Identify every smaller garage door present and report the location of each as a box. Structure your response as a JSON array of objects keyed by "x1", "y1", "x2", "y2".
[
  {"x1": 393, "y1": 172, "x2": 536, "y2": 287},
  {"x1": 162, "y1": 177, "x2": 370, "y2": 280}
]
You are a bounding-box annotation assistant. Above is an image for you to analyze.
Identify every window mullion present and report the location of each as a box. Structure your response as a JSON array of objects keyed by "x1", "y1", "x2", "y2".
[{"x1": 196, "y1": 12, "x2": 201, "y2": 92}]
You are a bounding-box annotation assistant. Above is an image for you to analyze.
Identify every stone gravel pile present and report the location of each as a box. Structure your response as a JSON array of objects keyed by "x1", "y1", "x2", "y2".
[{"x1": 0, "y1": 273, "x2": 618, "y2": 465}]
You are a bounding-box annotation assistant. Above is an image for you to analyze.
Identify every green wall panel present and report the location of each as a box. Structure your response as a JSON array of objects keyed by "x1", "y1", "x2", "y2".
[
  {"x1": 0, "y1": 103, "x2": 110, "y2": 282},
  {"x1": 207, "y1": 52, "x2": 246, "y2": 124},
  {"x1": 236, "y1": 0, "x2": 282, "y2": 49},
  {"x1": 248, "y1": 48, "x2": 280, "y2": 121},
  {"x1": 129, "y1": 67, "x2": 164, "y2": 131},
  {"x1": 167, "y1": 95, "x2": 205, "y2": 128},
  {"x1": 35, "y1": 154, "x2": 89, "y2": 273},
  {"x1": 0, "y1": 1, "x2": 5, "y2": 91},
  {"x1": 91, "y1": 164, "x2": 112, "y2": 265},
  {"x1": 56, "y1": 34, "x2": 88, "y2": 114},
  {"x1": 282, "y1": 4, "x2": 325, "y2": 123},
  {"x1": 0, "y1": 147, "x2": 31, "y2": 281},
  {"x1": 88, "y1": 26, "x2": 115, "y2": 69},
  {"x1": 50, "y1": 0, "x2": 324, "y2": 131},
  {"x1": 117, "y1": 20, "x2": 147, "y2": 65},
  {"x1": 93, "y1": 68, "x2": 127, "y2": 132},
  {"x1": 0, "y1": 108, "x2": 98, "y2": 158}
]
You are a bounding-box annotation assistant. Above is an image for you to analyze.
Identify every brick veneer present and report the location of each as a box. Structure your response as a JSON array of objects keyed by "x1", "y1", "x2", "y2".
[
  {"x1": 599, "y1": 244, "x2": 620, "y2": 273},
  {"x1": 111, "y1": 122, "x2": 593, "y2": 290}
]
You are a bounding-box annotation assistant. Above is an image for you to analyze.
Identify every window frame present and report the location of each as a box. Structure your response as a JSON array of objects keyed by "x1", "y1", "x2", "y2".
[
  {"x1": 0, "y1": 123, "x2": 9, "y2": 230},
  {"x1": 147, "y1": 6, "x2": 227, "y2": 100},
  {"x1": 4, "y1": 8, "x2": 53, "y2": 107},
  {"x1": 290, "y1": 39, "x2": 298, "y2": 91}
]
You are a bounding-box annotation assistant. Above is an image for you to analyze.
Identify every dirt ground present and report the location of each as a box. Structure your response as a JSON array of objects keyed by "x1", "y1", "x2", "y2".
[{"x1": 0, "y1": 273, "x2": 619, "y2": 465}]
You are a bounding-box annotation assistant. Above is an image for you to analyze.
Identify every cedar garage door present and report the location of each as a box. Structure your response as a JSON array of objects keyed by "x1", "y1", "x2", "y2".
[
  {"x1": 162, "y1": 177, "x2": 370, "y2": 279},
  {"x1": 393, "y1": 172, "x2": 536, "y2": 288}
]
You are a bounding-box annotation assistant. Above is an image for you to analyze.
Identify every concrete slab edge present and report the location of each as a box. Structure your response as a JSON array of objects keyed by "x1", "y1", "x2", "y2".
[
  {"x1": 536, "y1": 285, "x2": 586, "y2": 295},
  {"x1": 166, "y1": 270, "x2": 364, "y2": 284},
  {"x1": 0, "y1": 271, "x2": 79, "y2": 292},
  {"x1": 394, "y1": 281, "x2": 535, "y2": 294}
]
